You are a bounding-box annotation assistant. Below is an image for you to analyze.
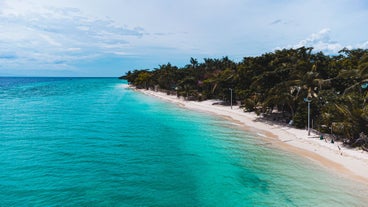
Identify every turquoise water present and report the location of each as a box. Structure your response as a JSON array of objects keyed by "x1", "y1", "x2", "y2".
[{"x1": 0, "y1": 77, "x2": 367, "y2": 206}]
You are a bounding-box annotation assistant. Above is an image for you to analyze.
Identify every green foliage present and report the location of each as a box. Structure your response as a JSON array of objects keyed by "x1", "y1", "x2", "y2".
[
  {"x1": 293, "y1": 110, "x2": 307, "y2": 128},
  {"x1": 121, "y1": 48, "x2": 368, "y2": 150}
]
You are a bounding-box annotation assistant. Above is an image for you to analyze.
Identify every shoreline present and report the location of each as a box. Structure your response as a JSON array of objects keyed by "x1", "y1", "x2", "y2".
[{"x1": 132, "y1": 87, "x2": 368, "y2": 184}]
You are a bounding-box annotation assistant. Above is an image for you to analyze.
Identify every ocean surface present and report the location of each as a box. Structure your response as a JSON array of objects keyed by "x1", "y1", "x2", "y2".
[{"x1": 0, "y1": 77, "x2": 367, "y2": 206}]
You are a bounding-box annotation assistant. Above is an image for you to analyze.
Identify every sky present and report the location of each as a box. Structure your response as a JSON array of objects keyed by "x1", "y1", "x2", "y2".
[{"x1": 0, "y1": 0, "x2": 368, "y2": 77}]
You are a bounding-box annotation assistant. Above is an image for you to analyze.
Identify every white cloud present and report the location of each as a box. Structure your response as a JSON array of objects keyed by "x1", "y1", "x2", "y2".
[
  {"x1": 1, "y1": 0, "x2": 368, "y2": 76},
  {"x1": 288, "y1": 28, "x2": 368, "y2": 54},
  {"x1": 67, "y1": 48, "x2": 81, "y2": 52},
  {"x1": 0, "y1": 0, "x2": 145, "y2": 70},
  {"x1": 358, "y1": 41, "x2": 368, "y2": 49},
  {"x1": 39, "y1": 34, "x2": 62, "y2": 47},
  {"x1": 292, "y1": 28, "x2": 343, "y2": 54}
]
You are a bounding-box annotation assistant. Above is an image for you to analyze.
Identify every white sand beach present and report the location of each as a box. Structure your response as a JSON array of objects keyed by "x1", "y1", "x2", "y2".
[{"x1": 135, "y1": 87, "x2": 368, "y2": 184}]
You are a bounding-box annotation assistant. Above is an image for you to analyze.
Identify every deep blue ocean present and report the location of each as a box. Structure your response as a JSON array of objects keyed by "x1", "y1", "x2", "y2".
[{"x1": 0, "y1": 77, "x2": 367, "y2": 206}]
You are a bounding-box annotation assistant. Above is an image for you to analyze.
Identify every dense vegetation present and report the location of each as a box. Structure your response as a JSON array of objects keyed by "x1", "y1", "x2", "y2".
[{"x1": 121, "y1": 47, "x2": 368, "y2": 150}]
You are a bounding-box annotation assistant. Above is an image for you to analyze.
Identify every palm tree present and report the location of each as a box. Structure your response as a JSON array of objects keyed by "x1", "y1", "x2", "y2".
[{"x1": 121, "y1": 47, "x2": 368, "y2": 149}]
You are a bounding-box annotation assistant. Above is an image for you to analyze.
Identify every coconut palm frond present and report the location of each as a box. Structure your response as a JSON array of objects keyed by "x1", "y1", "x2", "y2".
[{"x1": 334, "y1": 103, "x2": 352, "y2": 118}]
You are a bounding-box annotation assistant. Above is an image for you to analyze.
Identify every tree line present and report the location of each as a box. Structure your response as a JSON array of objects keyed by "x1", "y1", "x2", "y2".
[{"x1": 121, "y1": 47, "x2": 368, "y2": 150}]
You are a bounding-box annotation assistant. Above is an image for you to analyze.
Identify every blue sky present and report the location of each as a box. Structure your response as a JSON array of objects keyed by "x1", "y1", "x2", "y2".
[{"x1": 0, "y1": 0, "x2": 368, "y2": 77}]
